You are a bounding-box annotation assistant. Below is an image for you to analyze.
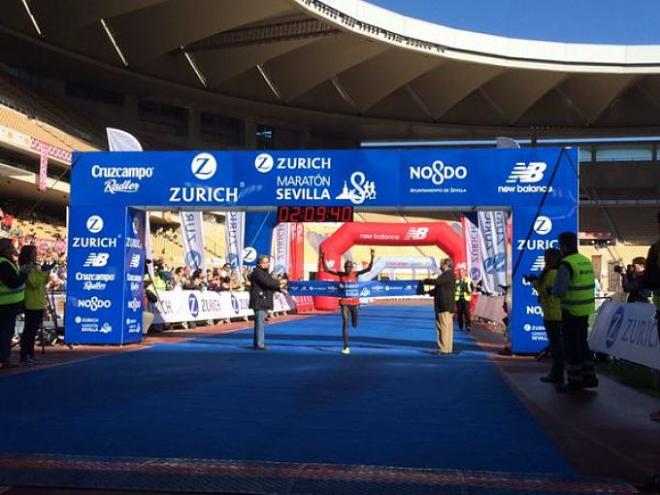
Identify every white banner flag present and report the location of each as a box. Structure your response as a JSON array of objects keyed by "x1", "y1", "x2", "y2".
[
  {"x1": 225, "y1": 211, "x2": 245, "y2": 273},
  {"x1": 273, "y1": 222, "x2": 290, "y2": 276},
  {"x1": 107, "y1": 128, "x2": 143, "y2": 152},
  {"x1": 478, "y1": 211, "x2": 508, "y2": 294},
  {"x1": 180, "y1": 211, "x2": 206, "y2": 271},
  {"x1": 106, "y1": 128, "x2": 154, "y2": 277},
  {"x1": 463, "y1": 214, "x2": 487, "y2": 291}
]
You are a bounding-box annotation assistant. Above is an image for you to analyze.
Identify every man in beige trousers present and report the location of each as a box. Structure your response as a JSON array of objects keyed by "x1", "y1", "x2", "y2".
[{"x1": 422, "y1": 259, "x2": 456, "y2": 354}]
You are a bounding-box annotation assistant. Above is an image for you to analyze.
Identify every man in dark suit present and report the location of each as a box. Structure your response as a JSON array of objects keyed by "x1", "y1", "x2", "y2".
[
  {"x1": 248, "y1": 255, "x2": 281, "y2": 350},
  {"x1": 422, "y1": 258, "x2": 456, "y2": 354}
]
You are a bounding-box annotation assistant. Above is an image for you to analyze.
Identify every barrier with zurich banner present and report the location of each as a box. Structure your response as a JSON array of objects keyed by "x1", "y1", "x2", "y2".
[
  {"x1": 589, "y1": 301, "x2": 659, "y2": 370},
  {"x1": 151, "y1": 290, "x2": 296, "y2": 324}
]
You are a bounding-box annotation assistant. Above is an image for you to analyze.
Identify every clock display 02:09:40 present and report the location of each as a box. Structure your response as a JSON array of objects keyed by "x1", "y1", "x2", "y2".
[{"x1": 276, "y1": 206, "x2": 353, "y2": 223}]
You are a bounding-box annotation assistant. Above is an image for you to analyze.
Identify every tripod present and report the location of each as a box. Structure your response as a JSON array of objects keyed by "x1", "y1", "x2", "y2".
[{"x1": 38, "y1": 289, "x2": 72, "y2": 352}]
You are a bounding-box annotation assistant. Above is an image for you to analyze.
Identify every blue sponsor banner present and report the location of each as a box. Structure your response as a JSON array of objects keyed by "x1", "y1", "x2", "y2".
[
  {"x1": 64, "y1": 206, "x2": 128, "y2": 344},
  {"x1": 70, "y1": 148, "x2": 573, "y2": 209},
  {"x1": 288, "y1": 280, "x2": 422, "y2": 298},
  {"x1": 123, "y1": 208, "x2": 146, "y2": 343},
  {"x1": 67, "y1": 147, "x2": 578, "y2": 353}
]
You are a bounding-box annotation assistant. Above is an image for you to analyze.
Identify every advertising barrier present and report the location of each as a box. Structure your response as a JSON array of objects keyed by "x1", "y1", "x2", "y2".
[
  {"x1": 151, "y1": 290, "x2": 295, "y2": 325},
  {"x1": 66, "y1": 147, "x2": 577, "y2": 352},
  {"x1": 589, "y1": 301, "x2": 659, "y2": 370},
  {"x1": 473, "y1": 295, "x2": 507, "y2": 325}
]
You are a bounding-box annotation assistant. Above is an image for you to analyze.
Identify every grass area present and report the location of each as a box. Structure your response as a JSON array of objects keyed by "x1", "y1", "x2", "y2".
[{"x1": 596, "y1": 358, "x2": 660, "y2": 399}]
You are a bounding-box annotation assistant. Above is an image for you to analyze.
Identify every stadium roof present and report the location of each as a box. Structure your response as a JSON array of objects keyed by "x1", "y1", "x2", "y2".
[{"x1": 2, "y1": 0, "x2": 660, "y2": 140}]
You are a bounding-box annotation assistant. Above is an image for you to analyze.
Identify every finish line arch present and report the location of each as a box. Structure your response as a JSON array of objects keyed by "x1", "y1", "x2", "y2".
[
  {"x1": 317, "y1": 222, "x2": 465, "y2": 310},
  {"x1": 64, "y1": 147, "x2": 577, "y2": 353}
]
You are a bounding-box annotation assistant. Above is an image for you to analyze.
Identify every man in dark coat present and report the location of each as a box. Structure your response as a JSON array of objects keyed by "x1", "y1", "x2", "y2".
[
  {"x1": 422, "y1": 258, "x2": 456, "y2": 354},
  {"x1": 249, "y1": 255, "x2": 281, "y2": 350}
]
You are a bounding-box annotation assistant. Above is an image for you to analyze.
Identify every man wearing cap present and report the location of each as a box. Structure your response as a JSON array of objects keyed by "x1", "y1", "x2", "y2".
[
  {"x1": 0, "y1": 239, "x2": 26, "y2": 369},
  {"x1": 552, "y1": 231, "x2": 598, "y2": 392}
]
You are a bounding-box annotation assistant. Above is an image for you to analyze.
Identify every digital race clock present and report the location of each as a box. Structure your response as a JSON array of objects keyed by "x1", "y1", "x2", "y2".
[{"x1": 277, "y1": 206, "x2": 353, "y2": 223}]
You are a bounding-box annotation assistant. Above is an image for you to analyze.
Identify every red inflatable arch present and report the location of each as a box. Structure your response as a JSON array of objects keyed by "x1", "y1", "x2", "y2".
[{"x1": 316, "y1": 222, "x2": 466, "y2": 310}]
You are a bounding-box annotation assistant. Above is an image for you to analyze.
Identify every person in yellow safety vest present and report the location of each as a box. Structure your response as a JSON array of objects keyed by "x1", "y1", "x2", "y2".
[
  {"x1": 552, "y1": 231, "x2": 598, "y2": 392},
  {"x1": 18, "y1": 245, "x2": 54, "y2": 365},
  {"x1": 0, "y1": 238, "x2": 26, "y2": 369},
  {"x1": 528, "y1": 248, "x2": 563, "y2": 386},
  {"x1": 454, "y1": 268, "x2": 475, "y2": 331},
  {"x1": 644, "y1": 211, "x2": 660, "y2": 422}
]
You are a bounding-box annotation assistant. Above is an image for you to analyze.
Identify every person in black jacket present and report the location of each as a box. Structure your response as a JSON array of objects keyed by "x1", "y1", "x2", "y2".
[
  {"x1": 0, "y1": 239, "x2": 26, "y2": 369},
  {"x1": 422, "y1": 258, "x2": 456, "y2": 354},
  {"x1": 249, "y1": 255, "x2": 281, "y2": 350},
  {"x1": 619, "y1": 257, "x2": 651, "y2": 303},
  {"x1": 645, "y1": 212, "x2": 660, "y2": 423}
]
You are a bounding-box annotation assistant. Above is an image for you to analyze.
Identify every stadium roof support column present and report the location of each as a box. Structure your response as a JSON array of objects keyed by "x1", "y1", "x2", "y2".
[
  {"x1": 478, "y1": 69, "x2": 567, "y2": 124},
  {"x1": 332, "y1": 49, "x2": 441, "y2": 113},
  {"x1": 263, "y1": 34, "x2": 390, "y2": 102},
  {"x1": 557, "y1": 74, "x2": 636, "y2": 124},
  {"x1": 109, "y1": 0, "x2": 293, "y2": 64},
  {"x1": 408, "y1": 62, "x2": 505, "y2": 120}
]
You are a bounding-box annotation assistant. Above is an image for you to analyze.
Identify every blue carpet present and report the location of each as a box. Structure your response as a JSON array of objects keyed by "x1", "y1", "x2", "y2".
[{"x1": 0, "y1": 305, "x2": 573, "y2": 474}]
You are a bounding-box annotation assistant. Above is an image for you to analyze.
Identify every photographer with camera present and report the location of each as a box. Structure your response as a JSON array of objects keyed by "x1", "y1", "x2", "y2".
[
  {"x1": 524, "y1": 248, "x2": 563, "y2": 386},
  {"x1": 615, "y1": 257, "x2": 651, "y2": 303},
  {"x1": 18, "y1": 245, "x2": 54, "y2": 364}
]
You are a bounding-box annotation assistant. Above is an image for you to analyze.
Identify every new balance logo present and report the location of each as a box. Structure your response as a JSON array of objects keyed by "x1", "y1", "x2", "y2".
[
  {"x1": 83, "y1": 253, "x2": 109, "y2": 268},
  {"x1": 530, "y1": 255, "x2": 545, "y2": 272},
  {"x1": 506, "y1": 162, "x2": 546, "y2": 184},
  {"x1": 129, "y1": 254, "x2": 141, "y2": 269},
  {"x1": 404, "y1": 227, "x2": 429, "y2": 241},
  {"x1": 498, "y1": 162, "x2": 553, "y2": 194}
]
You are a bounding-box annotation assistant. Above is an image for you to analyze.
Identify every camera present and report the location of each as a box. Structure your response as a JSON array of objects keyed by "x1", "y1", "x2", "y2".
[{"x1": 613, "y1": 265, "x2": 623, "y2": 274}]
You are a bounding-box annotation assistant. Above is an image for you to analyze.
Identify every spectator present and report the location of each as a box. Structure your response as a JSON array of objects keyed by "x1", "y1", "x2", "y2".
[
  {"x1": 619, "y1": 257, "x2": 651, "y2": 303},
  {"x1": 644, "y1": 211, "x2": 660, "y2": 422}
]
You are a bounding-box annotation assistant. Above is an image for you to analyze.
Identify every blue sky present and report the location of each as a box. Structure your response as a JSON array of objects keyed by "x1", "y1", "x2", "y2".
[{"x1": 369, "y1": 0, "x2": 659, "y2": 45}]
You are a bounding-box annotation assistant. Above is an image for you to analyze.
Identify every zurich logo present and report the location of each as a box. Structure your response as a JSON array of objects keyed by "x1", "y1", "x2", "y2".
[
  {"x1": 254, "y1": 153, "x2": 274, "y2": 173},
  {"x1": 191, "y1": 152, "x2": 217, "y2": 180},
  {"x1": 188, "y1": 293, "x2": 200, "y2": 318},
  {"x1": 230, "y1": 294, "x2": 240, "y2": 314},
  {"x1": 185, "y1": 250, "x2": 202, "y2": 270},
  {"x1": 132, "y1": 217, "x2": 139, "y2": 235},
  {"x1": 470, "y1": 267, "x2": 481, "y2": 281},
  {"x1": 606, "y1": 306, "x2": 625, "y2": 349},
  {"x1": 86, "y1": 215, "x2": 104, "y2": 234},
  {"x1": 242, "y1": 247, "x2": 257, "y2": 263},
  {"x1": 533, "y1": 216, "x2": 553, "y2": 236}
]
